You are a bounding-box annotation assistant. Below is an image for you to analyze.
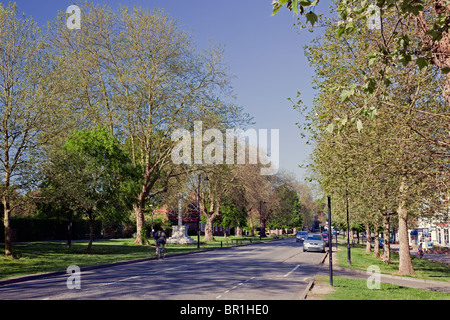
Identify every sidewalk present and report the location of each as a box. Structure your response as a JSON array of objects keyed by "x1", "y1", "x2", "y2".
[
  {"x1": 398, "y1": 244, "x2": 450, "y2": 266},
  {"x1": 309, "y1": 249, "x2": 450, "y2": 297}
]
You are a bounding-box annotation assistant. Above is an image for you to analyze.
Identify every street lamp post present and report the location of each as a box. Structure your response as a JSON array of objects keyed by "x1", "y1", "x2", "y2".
[
  {"x1": 346, "y1": 189, "x2": 351, "y2": 265},
  {"x1": 327, "y1": 195, "x2": 333, "y2": 287},
  {"x1": 197, "y1": 174, "x2": 201, "y2": 249},
  {"x1": 327, "y1": 196, "x2": 333, "y2": 286}
]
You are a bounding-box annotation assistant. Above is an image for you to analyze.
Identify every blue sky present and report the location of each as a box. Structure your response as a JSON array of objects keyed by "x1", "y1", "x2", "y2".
[{"x1": 15, "y1": 0, "x2": 325, "y2": 183}]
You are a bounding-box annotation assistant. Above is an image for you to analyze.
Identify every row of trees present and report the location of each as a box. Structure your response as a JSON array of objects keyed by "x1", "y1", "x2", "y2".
[
  {"x1": 0, "y1": 2, "x2": 318, "y2": 256},
  {"x1": 187, "y1": 164, "x2": 318, "y2": 241},
  {"x1": 275, "y1": 1, "x2": 449, "y2": 275},
  {"x1": 0, "y1": 1, "x2": 248, "y2": 256}
]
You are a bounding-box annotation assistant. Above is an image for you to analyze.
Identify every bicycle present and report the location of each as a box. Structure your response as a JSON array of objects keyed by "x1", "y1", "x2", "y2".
[{"x1": 156, "y1": 242, "x2": 165, "y2": 259}]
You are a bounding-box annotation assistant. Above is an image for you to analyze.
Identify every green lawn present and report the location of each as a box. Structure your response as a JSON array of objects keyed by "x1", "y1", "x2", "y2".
[
  {"x1": 314, "y1": 241, "x2": 450, "y2": 300},
  {"x1": 315, "y1": 275, "x2": 450, "y2": 300},
  {"x1": 336, "y1": 242, "x2": 450, "y2": 282},
  {"x1": 0, "y1": 235, "x2": 282, "y2": 280}
]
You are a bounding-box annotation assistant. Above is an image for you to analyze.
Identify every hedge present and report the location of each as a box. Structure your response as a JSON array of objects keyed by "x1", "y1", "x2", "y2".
[{"x1": 0, "y1": 217, "x2": 102, "y2": 242}]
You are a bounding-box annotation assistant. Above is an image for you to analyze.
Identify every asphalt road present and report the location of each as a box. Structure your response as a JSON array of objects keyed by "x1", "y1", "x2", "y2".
[{"x1": 0, "y1": 238, "x2": 325, "y2": 300}]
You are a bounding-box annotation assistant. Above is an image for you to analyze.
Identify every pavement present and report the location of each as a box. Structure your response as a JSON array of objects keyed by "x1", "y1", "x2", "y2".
[
  {"x1": 306, "y1": 247, "x2": 450, "y2": 299},
  {"x1": 409, "y1": 249, "x2": 450, "y2": 266}
]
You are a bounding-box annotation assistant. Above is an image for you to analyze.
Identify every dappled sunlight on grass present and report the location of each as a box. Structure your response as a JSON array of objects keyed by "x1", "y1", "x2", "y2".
[{"x1": 336, "y1": 243, "x2": 450, "y2": 282}]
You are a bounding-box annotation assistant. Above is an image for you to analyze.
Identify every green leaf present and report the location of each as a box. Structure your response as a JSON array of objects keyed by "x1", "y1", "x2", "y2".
[
  {"x1": 356, "y1": 119, "x2": 363, "y2": 132},
  {"x1": 399, "y1": 54, "x2": 411, "y2": 66},
  {"x1": 340, "y1": 90, "x2": 351, "y2": 103},
  {"x1": 340, "y1": 87, "x2": 355, "y2": 103},
  {"x1": 383, "y1": 78, "x2": 392, "y2": 87},
  {"x1": 368, "y1": 106, "x2": 378, "y2": 120},
  {"x1": 416, "y1": 57, "x2": 428, "y2": 70},
  {"x1": 441, "y1": 67, "x2": 450, "y2": 74},
  {"x1": 368, "y1": 56, "x2": 378, "y2": 66},
  {"x1": 272, "y1": 4, "x2": 282, "y2": 15},
  {"x1": 326, "y1": 123, "x2": 334, "y2": 134},
  {"x1": 363, "y1": 78, "x2": 376, "y2": 94},
  {"x1": 305, "y1": 11, "x2": 318, "y2": 26},
  {"x1": 405, "y1": 4, "x2": 423, "y2": 16},
  {"x1": 272, "y1": 0, "x2": 289, "y2": 15},
  {"x1": 292, "y1": 0, "x2": 299, "y2": 15},
  {"x1": 299, "y1": 0, "x2": 313, "y2": 6}
]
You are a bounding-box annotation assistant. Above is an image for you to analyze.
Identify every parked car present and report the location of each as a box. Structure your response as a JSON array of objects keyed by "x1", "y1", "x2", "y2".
[
  {"x1": 296, "y1": 231, "x2": 308, "y2": 242},
  {"x1": 321, "y1": 233, "x2": 329, "y2": 246},
  {"x1": 303, "y1": 234, "x2": 326, "y2": 253}
]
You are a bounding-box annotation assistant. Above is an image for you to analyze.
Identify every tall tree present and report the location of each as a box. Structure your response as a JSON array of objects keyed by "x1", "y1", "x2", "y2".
[
  {"x1": 298, "y1": 6, "x2": 447, "y2": 274},
  {"x1": 0, "y1": 3, "x2": 63, "y2": 256},
  {"x1": 49, "y1": 2, "x2": 248, "y2": 245},
  {"x1": 41, "y1": 126, "x2": 139, "y2": 251}
]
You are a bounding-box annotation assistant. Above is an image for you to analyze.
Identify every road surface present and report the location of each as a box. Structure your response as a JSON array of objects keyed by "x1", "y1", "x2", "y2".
[{"x1": 0, "y1": 238, "x2": 325, "y2": 300}]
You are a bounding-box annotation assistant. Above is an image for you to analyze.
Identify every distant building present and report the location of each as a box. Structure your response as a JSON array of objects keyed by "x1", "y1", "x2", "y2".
[
  {"x1": 409, "y1": 198, "x2": 449, "y2": 248},
  {"x1": 153, "y1": 204, "x2": 230, "y2": 236},
  {"x1": 409, "y1": 217, "x2": 449, "y2": 248}
]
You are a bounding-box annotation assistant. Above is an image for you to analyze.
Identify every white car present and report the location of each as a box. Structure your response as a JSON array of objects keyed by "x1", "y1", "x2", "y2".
[
  {"x1": 296, "y1": 231, "x2": 308, "y2": 242},
  {"x1": 303, "y1": 234, "x2": 326, "y2": 253}
]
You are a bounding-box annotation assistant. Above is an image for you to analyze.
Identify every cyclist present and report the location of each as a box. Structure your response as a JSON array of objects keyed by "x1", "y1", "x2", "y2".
[
  {"x1": 418, "y1": 242, "x2": 424, "y2": 258},
  {"x1": 154, "y1": 227, "x2": 167, "y2": 256}
]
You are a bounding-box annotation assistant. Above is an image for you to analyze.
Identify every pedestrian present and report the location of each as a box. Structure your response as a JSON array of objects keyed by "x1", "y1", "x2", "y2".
[{"x1": 418, "y1": 242, "x2": 424, "y2": 258}]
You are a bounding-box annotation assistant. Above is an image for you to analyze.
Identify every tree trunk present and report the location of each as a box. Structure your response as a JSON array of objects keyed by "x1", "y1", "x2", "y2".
[
  {"x1": 2, "y1": 168, "x2": 12, "y2": 257},
  {"x1": 204, "y1": 215, "x2": 215, "y2": 242},
  {"x1": 365, "y1": 222, "x2": 372, "y2": 254},
  {"x1": 2, "y1": 196, "x2": 12, "y2": 256},
  {"x1": 87, "y1": 210, "x2": 94, "y2": 251},
  {"x1": 249, "y1": 210, "x2": 255, "y2": 236},
  {"x1": 260, "y1": 218, "x2": 267, "y2": 238},
  {"x1": 373, "y1": 221, "x2": 380, "y2": 258},
  {"x1": 382, "y1": 213, "x2": 391, "y2": 263},
  {"x1": 397, "y1": 179, "x2": 415, "y2": 275},
  {"x1": 235, "y1": 226, "x2": 243, "y2": 237},
  {"x1": 67, "y1": 211, "x2": 73, "y2": 249},
  {"x1": 201, "y1": 199, "x2": 220, "y2": 242},
  {"x1": 134, "y1": 193, "x2": 147, "y2": 245}
]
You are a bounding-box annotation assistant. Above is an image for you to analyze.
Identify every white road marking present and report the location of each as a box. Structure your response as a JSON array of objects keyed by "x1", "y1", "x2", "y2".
[
  {"x1": 283, "y1": 264, "x2": 300, "y2": 277},
  {"x1": 99, "y1": 265, "x2": 188, "y2": 286}
]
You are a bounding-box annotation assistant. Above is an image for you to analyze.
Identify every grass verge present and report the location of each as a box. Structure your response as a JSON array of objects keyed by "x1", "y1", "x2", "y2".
[
  {"x1": 335, "y1": 242, "x2": 450, "y2": 282},
  {"x1": 314, "y1": 275, "x2": 450, "y2": 300}
]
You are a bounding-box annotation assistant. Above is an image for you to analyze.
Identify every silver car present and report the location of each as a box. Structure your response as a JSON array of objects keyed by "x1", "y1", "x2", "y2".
[
  {"x1": 303, "y1": 234, "x2": 326, "y2": 253},
  {"x1": 296, "y1": 231, "x2": 308, "y2": 242}
]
